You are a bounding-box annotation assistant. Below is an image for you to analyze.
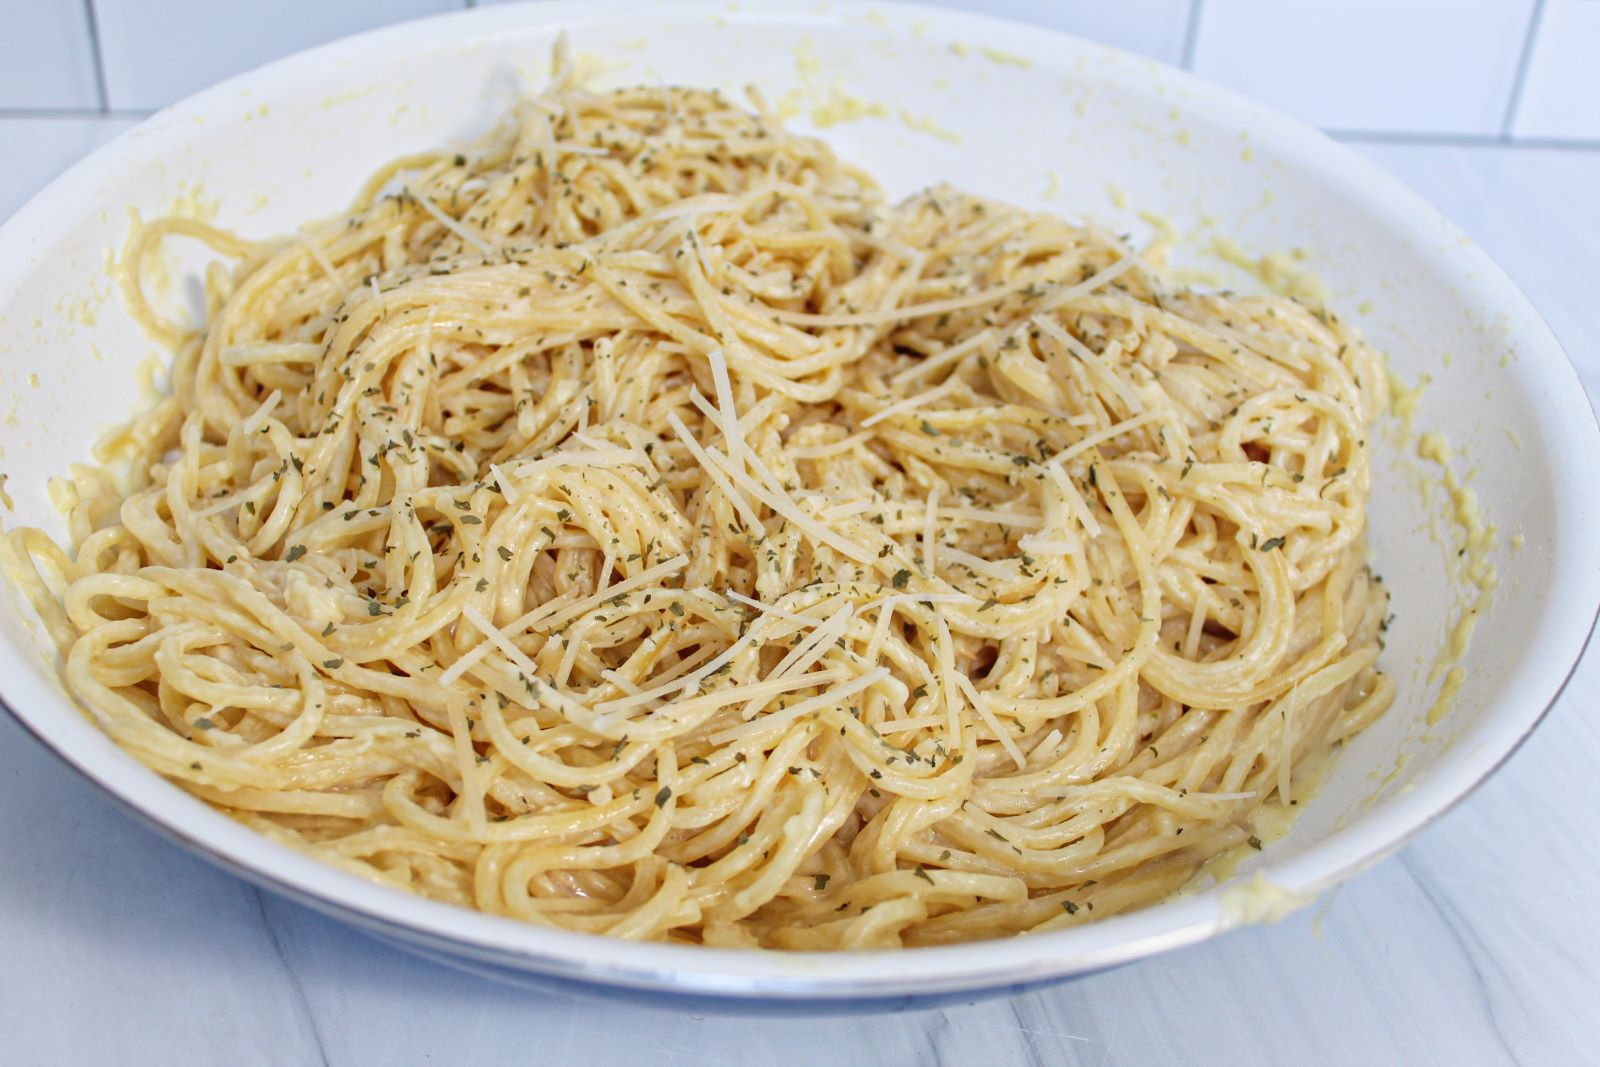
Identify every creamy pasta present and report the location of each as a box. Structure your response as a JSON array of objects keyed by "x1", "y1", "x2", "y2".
[{"x1": 5, "y1": 50, "x2": 1394, "y2": 949}]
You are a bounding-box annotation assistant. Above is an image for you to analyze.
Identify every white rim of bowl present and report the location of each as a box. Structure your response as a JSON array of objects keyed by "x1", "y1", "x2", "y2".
[{"x1": 2, "y1": 0, "x2": 1598, "y2": 1001}]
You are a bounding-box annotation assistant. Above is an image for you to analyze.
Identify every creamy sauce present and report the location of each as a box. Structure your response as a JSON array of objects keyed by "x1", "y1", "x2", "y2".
[
  {"x1": 1413, "y1": 431, "x2": 1497, "y2": 724},
  {"x1": 975, "y1": 46, "x2": 1031, "y2": 68},
  {"x1": 1210, "y1": 237, "x2": 1330, "y2": 305},
  {"x1": 897, "y1": 108, "x2": 961, "y2": 143},
  {"x1": 1219, "y1": 872, "x2": 1319, "y2": 927},
  {"x1": 777, "y1": 38, "x2": 934, "y2": 136},
  {"x1": 807, "y1": 85, "x2": 889, "y2": 127},
  {"x1": 1386, "y1": 369, "x2": 1432, "y2": 445}
]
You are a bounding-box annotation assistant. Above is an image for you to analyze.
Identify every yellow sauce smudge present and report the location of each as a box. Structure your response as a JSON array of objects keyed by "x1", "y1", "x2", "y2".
[
  {"x1": 319, "y1": 86, "x2": 376, "y2": 110},
  {"x1": 810, "y1": 85, "x2": 889, "y2": 127},
  {"x1": 1219, "y1": 872, "x2": 1319, "y2": 927},
  {"x1": 976, "y1": 46, "x2": 1031, "y2": 68},
  {"x1": 898, "y1": 108, "x2": 961, "y2": 143},
  {"x1": 169, "y1": 181, "x2": 217, "y2": 222},
  {"x1": 1425, "y1": 667, "x2": 1465, "y2": 726},
  {"x1": 793, "y1": 37, "x2": 821, "y2": 79},
  {"x1": 1414, "y1": 431, "x2": 1498, "y2": 724},
  {"x1": 55, "y1": 284, "x2": 106, "y2": 328},
  {"x1": 1367, "y1": 749, "x2": 1410, "y2": 789},
  {"x1": 1210, "y1": 237, "x2": 1330, "y2": 305},
  {"x1": 1385, "y1": 369, "x2": 1431, "y2": 445},
  {"x1": 1417, "y1": 431, "x2": 1453, "y2": 465},
  {"x1": 776, "y1": 39, "x2": 892, "y2": 130}
]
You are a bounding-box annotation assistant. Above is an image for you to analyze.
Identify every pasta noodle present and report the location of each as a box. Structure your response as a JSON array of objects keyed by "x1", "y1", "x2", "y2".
[{"x1": 5, "y1": 49, "x2": 1395, "y2": 949}]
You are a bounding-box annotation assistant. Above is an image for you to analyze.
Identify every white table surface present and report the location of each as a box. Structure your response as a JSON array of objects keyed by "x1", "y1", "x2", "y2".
[{"x1": 2, "y1": 123, "x2": 1597, "y2": 1067}]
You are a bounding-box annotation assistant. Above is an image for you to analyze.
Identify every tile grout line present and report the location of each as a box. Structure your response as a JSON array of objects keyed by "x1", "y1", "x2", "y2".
[
  {"x1": 80, "y1": 0, "x2": 110, "y2": 113},
  {"x1": 1180, "y1": 0, "x2": 1205, "y2": 70},
  {"x1": 0, "y1": 113, "x2": 1593, "y2": 152},
  {"x1": 1329, "y1": 128, "x2": 1600, "y2": 152},
  {"x1": 0, "y1": 107, "x2": 154, "y2": 120},
  {"x1": 1500, "y1": 0, "x2": 1548, "y2": 139}
]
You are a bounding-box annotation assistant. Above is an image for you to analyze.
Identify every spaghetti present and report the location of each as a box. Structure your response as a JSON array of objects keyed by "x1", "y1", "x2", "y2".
[{"x1": 6, "y1": 51, "x2": 1394, "y2": 949}]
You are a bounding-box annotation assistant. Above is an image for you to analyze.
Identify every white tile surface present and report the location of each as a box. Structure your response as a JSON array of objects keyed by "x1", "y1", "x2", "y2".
[
  {"x1": 1192, "y1": 0, "x2": 1536, "y2": 134},
  {"x1": 3, "y1": 116, "x2": 1600, "y2": 1064},
  {"x1": 0, "y1": 116, "x2": 137, "y2": 220},
  {"x1": 0, "y1": 0, "x2": 101, "y2": 109},
  {"x1": 841, "y1": 0, "x2": 1195, "y2": 65},
  {"x1": 1511, "y1": 1, "x2": 1600, "y2": 141},
  {"x1": 93, "y1": 0, "x2": 465, "y2": 111}
]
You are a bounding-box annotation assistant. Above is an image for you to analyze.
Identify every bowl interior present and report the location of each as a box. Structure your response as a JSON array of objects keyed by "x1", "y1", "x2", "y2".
[{"x1": 1, "y1": 0, "x2": 1595, "y2": 999}]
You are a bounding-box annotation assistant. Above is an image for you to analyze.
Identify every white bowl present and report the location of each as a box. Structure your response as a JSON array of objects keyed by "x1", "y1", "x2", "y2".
[{"x1": 2, "y1": 0, "x2": 1596, "y2": 1008}]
